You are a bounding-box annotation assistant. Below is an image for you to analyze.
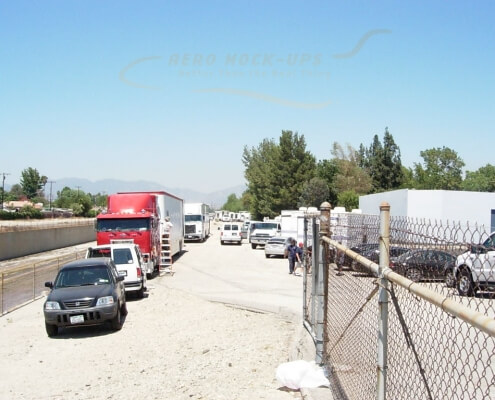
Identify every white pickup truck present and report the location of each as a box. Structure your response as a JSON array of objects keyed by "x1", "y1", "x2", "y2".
[
  {"x1": 249, "y1": 221, "x2": 281, "y2": 249},
  {"x1": 86, "y1": 242, "x2": 147, "y2": 298}
]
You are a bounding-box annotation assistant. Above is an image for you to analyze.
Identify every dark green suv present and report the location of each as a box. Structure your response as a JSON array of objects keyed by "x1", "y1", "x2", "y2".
[{"x1": 43, "y1": 258, "x2": 127, "y2": 337}]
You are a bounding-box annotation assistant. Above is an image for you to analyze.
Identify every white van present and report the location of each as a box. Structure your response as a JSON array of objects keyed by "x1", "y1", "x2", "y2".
[{"x1": 86, "y1": 243, "x2": 147, "y2": 298}]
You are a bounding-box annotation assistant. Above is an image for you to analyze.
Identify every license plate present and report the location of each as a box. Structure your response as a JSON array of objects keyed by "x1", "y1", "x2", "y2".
[
  {"x1": 232, "y1": 233, "x2": 237, "y2": 236},
  {"x1": 70, "y1": 315, "x2": 84, "y2": 324},
  {"x1": 118, "y1": 270, "x2": 127, "y2": 276}
]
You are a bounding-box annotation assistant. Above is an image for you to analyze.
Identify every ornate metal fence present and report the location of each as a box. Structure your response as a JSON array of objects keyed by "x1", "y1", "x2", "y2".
[{"x1": 303, "y1": 203, "x2": 495, "y2": 399}]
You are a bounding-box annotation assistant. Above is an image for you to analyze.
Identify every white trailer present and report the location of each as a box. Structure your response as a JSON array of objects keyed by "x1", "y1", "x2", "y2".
[
  {"x1": 184, "y1": 202, "x2": 211, "y2": 241},
  {"x1": 153, "y1": 191, "x2": 184, "y2": 256}
]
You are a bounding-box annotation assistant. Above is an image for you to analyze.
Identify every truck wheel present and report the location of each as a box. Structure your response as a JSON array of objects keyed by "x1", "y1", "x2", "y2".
[
  {"x1": 457, "y1": 269, "x2": 475, "y2": 297},
  {"x1": 251, "y1": 243, "x2": 256, "y2": 249},
  {"x1": 45, "y1": 323, "x2": 58, "y2": 337}
]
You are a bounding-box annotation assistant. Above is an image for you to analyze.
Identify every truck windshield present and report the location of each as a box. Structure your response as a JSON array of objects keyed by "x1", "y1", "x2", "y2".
[
  {"x1": 185, "y1": 215, "x2": 202, "y2": 222},
  {"x1": 250, "y1": 222, "x2": 279, "y2": 232},
  {"x1": 97, "y1": 218, "x2": 150, "y2": 232}
]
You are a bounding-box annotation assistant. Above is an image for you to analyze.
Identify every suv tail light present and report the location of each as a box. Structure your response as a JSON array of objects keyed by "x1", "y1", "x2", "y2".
[{"x1": 136, "y1": 268, "x2": 142, "y2": 277}]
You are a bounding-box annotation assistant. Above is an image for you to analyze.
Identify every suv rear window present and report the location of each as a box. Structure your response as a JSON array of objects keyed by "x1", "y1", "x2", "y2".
[{"x1": 113, "y1": 248, "x2": 134, "y2": 264}]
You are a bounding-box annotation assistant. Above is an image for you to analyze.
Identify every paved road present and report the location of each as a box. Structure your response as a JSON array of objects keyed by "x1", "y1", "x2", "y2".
[{"x1": 164, "y1": 221, "x2": 303, "y2": 321}]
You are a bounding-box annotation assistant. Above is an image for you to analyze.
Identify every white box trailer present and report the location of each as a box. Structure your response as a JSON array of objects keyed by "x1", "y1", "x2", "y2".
[
  {"x1": 280, "y1": 209, "x2": 319, "y2": 245},
  {"x1": 184, "y1": 202, "x2": 211, "y2": 241}
]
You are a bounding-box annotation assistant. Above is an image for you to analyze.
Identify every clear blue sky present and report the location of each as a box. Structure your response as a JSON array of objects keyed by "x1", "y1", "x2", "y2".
[{"x1": 1, "y1": 1, "x2": 494, "y2": 193}]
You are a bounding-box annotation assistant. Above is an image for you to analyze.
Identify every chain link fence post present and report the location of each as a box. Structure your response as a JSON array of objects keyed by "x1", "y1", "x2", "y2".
[
  {"x1": 316, "y1": 202, "x2": 331, "y2": 364},
  {"x1": 377, "y1": 202, "x2": 391, "y2": 400}
]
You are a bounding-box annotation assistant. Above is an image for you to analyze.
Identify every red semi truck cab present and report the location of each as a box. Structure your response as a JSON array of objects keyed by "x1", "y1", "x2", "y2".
[{"x1": 96, "y1": 193, "x2": 160, "y2": 277}]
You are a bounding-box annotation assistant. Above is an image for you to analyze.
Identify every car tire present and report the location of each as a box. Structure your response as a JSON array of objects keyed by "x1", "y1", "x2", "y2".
[
  {"x1": 221, "y1": 241, "x2": 224, "y2": 245},
  {"x1": 45, "y1": 323, "x2": 58, "y2": 337},
  {"x1": 405, "y1": 267, "x2": 422, "y2": 282},
  {"x1": 251, "y1": 243, "x2": 256, "y2": 249},
  {"x1": 265, "y1": 254, "x2": 269, "y2": 258},
  {"x1": 444, "y1": 268, "x2": 455, "y2": 288},
  {"x1": 121, "y1": 300, "x2": 128, "y2": 316},
  {"x1": 111, "y1": 305, "x2": 123, "y2": 331},
  {"x1": 457, "y1": 269, "x2": 475, "y2": 297}
]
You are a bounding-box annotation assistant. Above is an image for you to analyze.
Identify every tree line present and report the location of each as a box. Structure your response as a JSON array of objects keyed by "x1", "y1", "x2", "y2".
[
  {"x1": 222, "y1": 129, "x2": 495, "y2": 220},
  {"x1": 0, "y1": 167, "x2": 107, "y2": 218}
]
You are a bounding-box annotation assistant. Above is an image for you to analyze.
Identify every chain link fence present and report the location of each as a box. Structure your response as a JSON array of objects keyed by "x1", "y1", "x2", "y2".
[
  {"x1": 303, "y1": 203, "x2": 495, "y2": 399},
  {"x1": 0, "y1": 251, "x2": 86, "y2": 315}
]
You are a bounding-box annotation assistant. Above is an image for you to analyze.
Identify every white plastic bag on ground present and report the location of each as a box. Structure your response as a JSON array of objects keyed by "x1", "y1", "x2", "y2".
[{"x1": 276, "y1": 360, "x2": 330, "y2": 390}]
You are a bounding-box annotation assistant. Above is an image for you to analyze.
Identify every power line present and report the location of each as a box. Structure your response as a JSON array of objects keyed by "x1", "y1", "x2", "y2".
[{"x1": 1, "y1": 172, "x2": 11, "y2": 210}]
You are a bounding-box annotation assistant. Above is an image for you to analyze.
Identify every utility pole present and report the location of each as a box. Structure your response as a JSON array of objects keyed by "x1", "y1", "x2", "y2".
[
  {"x1": 1, "y1": 172, "x2": 10, "y2": 210},
  {"x1": 48, "y1": 180, "x2": 56, "y2": 213}
]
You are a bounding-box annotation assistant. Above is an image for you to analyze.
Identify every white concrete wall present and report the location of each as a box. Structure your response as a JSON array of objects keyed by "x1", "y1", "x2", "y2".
[{"x1": 359, "y1": 189, "x2": 495, "y2": 232}]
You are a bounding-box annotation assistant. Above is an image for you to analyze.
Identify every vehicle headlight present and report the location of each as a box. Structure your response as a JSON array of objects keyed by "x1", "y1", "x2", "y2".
[
  {"x1": 96, "y1": 296, "x2": 115, "y2": 306},
  {"x1": 45, "y1": 301, "x2": 61, "y2": 310}
]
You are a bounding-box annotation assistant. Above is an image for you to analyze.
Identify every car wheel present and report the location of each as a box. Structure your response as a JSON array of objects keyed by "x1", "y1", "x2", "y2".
[
  {"x1": 121, "y1": 300, "x2": 128, "y2": 316},
  {"x1": 350, "y1": 260, "x2": 362, "y2": 272},
  {"x1": 444, "y1": 268, "x2": 455, "y2": 288},
  {"x1": 457, "y1": 269, "x2": 475, "y2": 297},
  {"x1": 405, "y1": 267, "x2": 422, "y2": 282},
  {"x1": 265, "y1": 254, "x2": 269, "y2": 258},
  {"x1": 111, "y1": 305, "x2": 123, "y2": 331},
  {"x1": 221, "y1": 241, "x2": 224, "y2": 245},
  {"x1": 45, "y1": 323, "x2": 58, "y2": 337},
  {"x1": 251, "y1": 243, "x2": 256, "y2": 249}
]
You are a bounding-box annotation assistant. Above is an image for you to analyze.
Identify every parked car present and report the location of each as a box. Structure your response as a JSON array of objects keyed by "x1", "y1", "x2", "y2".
[
  {"x1": 220, "y1": 223, "x2": 242, "y2": 245},
  {"x1": 264, "y1": 237, "x2": 292, "y2": 258},
  {"x1": 390, "y1": 249, "x2": 456, "y2": 282},
  {"x1": 454, "y1": 232, "x2": 495, "y2": 296},
  {"x1": 350, "y1": 245, "x2": 410, "y2": 272},
  {"x1": 86, "y1": 243, "x2": 147, "y2": 299},
  {"x1": 347, "y1": 243, "x2": 379, "y2": 270},
  {"x1": 43, "y1": 258, "x2": 127, "y2": 337}
]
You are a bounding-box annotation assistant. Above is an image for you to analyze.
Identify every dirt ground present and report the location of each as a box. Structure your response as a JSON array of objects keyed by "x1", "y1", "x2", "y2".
[{"x1": 0, "y1": 275, "x2": 304, "y2": 400}]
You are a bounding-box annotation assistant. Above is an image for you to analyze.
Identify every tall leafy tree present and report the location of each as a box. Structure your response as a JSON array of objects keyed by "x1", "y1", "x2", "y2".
[
  {"x1": 337, "y1": 190, "x2": 359, "y2": 211},
  {"x1": 20, "y1": 167, "x2": 47, "y2": 199},
  {"x1": 462, "y1": 164, "x2": 495, "y2": 192},
  {"x1": 222, "y1": 193, "x2": 243, "y2": 212},
  {"x1": 413, "y1": 146, "x2": 465, "y2": 190},
  {"x1": 359, "y1": 128, "x2": 404, "y2": 192},
  {"x1": 54, "y1": 187, "x2": 92, "y2": 216},
  {"x1": 243, "y1": 130, "x2": 316, "y2": 219},
  {"x1": 331, "y1": 143, "x2": 372, "y2": 195},
  {"x1": 298, "y1": 177, "x2": 330, "y2": 208},
  {"x1": 315, "y1": 159, "x2": 339, "y2": 205}
]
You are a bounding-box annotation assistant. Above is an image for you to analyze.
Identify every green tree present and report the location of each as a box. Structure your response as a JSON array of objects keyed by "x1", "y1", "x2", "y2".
[
  {"x1": 54, "y1": 187, "x2": 92, "y2": 216},
  {"x1": 413, "y1": 147, "x2": 465, "y2": 190},
  {"x1": 20, "y1": 167, "x2": 46, "y2": 199},
  {"x1": 222, "y1": 193, "x2": 243, "y2": 212},
  {"x1": 298, "y1": 177, "x2": 330, "y2": 208},
  {"x1": 315, "y1": 159, "x2": 338, "y2": 205},
  {"x1": 337, "y1": 190, "x2": 359, "y2": 211},
  {"x1": 331, "y1": 143, "x2": 372, "y2": 194},
  {"x1": 8, "y1": 184, "x2": 24, "y2": 200},
  {"x1": 462, "y1": 164, "x2": 495, "y2": 192},
  {"x1": 243, "y1": 130, "x2": 316, "y2": 219},
  {"x1": 359, "y1": 128, "x2": 404, "y2": 192}
]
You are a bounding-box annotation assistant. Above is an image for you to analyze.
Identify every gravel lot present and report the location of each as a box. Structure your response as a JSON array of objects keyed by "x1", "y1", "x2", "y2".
[{"x1": 0, "y1": 224, "x2": 307, "y2": 400}]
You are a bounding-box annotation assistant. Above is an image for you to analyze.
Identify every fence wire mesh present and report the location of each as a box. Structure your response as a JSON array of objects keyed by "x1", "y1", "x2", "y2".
[
  {"x1": 304, "y1": 210, "x2": 495, "y2": 400},
  {"x1": 1, "y1": 251, "x2": 86, "y2": 315}
]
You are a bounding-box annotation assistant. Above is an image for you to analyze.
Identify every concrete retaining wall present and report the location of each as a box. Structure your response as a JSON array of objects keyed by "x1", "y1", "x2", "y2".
[{"x1": 0, "y1": 224, "x2": 96, "y2": 260}]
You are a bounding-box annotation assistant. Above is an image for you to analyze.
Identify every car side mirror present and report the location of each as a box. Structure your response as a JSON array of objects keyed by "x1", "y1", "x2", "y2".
[
  {"x1": 116, "y1": 275, "x2": 125, "y2": 282},
  {"x1": 45, "y1": 282, "x2": 53, "y2": 288}
]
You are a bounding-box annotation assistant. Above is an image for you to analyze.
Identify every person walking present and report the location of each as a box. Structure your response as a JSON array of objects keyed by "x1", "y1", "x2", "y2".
[
  {"x1": 287, "y1": 239, "x2": 298, "y2": 274},
  {"x1": 294, "y1": 242, "x2": 304, "y2": 276}
]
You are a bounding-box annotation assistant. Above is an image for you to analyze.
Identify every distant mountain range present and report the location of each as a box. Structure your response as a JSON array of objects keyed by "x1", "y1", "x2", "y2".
[{"x1": 6, "y1": 178, "x2": 246, "y2": 209}]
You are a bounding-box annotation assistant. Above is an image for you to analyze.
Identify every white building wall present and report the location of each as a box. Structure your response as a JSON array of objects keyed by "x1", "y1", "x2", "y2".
[{"x1": 359, "y1": 189, "x2": 495, "y2": 232}]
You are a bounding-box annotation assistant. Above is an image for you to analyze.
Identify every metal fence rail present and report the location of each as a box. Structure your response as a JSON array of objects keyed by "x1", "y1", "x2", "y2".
[
  {"x1": 304, "y1": 203, "x2": 495, "y2": 400},
  {"x1": 0, "y1": 251, "x2": 86, "y2": 315}
]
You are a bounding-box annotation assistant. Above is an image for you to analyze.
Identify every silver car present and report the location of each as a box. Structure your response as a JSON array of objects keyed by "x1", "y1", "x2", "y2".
[{"x1": 264, "y1": 237, "x2": 292, "y2": 258}]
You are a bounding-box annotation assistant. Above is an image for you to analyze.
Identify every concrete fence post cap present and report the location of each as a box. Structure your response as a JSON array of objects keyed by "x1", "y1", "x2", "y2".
[{"x1": 320, "y1": 202, "x2": 331, "y2": 210}]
